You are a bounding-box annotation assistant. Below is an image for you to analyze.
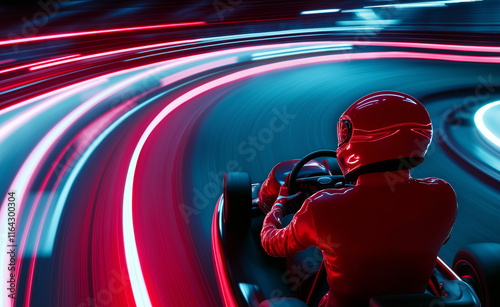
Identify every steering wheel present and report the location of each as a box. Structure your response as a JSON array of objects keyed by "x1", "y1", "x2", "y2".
[{"x1": 287, "y1": 150, "x2": 345, "y2": 195}]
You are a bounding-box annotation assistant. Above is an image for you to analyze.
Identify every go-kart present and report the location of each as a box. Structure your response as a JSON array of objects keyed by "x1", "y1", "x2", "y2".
[{"x1": 212, "y1": 150, "x2": 500, "y2": 307}]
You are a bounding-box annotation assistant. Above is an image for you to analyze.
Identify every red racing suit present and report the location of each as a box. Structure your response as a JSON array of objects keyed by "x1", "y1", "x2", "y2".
[{"x1": 261, "y1": 171, "x2": 457, "y2": 307}]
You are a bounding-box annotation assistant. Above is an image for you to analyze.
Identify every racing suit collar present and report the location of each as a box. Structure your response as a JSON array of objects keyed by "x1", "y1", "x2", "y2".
[{"x1": 356, "y1": 169, "x2": 410, "y2": 186}]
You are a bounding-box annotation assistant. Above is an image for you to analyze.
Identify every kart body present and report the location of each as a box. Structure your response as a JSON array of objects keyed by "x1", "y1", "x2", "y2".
[{"x1": 212, "y1": 151, "x2": 499, "y2": 307}]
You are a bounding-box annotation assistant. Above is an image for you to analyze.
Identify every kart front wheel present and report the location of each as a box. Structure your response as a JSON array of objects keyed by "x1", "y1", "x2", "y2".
[
  {"x1": 223, "y1": 172, "x2": 252, "y2": 232},
  {"x1": 453, "y1": 243, "x2": 500, "y2": 307}
]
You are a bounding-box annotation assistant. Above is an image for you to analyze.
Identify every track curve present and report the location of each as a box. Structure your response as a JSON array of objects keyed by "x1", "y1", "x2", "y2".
[{"x1": 0, "y1": 27, "x2": 499, "y2": 306}]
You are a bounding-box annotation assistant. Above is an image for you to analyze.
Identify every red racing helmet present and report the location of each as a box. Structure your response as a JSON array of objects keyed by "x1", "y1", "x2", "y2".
[{"x1": 336, "y1": 91, "x2": 432, "y2": 181}]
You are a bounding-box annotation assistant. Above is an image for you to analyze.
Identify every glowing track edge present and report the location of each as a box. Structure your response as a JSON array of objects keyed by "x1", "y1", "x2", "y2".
[{"x1": 474, "y1": 100, "x2": 500, "y2": 148}]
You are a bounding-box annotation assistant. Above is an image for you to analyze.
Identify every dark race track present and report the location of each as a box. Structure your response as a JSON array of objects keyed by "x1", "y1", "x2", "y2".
[{"x1": 189, "y1": 58, "x2": 500, "y2": 265}]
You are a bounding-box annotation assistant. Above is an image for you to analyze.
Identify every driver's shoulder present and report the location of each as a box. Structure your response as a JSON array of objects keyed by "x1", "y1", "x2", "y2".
[
  {"x1": 307, "y1": 186, "x2": 356, "y2": 205},
  {"x1": 411, "y1": 177, "x2": 455, "y2": 192}
]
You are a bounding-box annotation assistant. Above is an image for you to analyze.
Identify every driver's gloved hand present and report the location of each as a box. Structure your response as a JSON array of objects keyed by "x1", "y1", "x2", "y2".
[{"x1": 275, "y1": 174, "x2": 306, "y2": 215}]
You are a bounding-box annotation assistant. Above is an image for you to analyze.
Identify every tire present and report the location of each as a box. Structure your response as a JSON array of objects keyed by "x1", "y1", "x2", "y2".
[
  {"x1": 453, "y1": 243, "x2": 500, "y2": 307},
  {"x1": 223, "y1": 172, "x2": 252, "y2": 232}
]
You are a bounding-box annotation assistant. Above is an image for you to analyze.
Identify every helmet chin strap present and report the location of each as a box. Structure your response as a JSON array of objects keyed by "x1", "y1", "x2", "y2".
[{"x1": 345, "y1": 157, "x2": 424, "y2": 182}]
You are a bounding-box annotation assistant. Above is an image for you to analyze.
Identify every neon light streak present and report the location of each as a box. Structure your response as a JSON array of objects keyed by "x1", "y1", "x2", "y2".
[
  {"x1": 332, "y1": 40, "x2": 500, "y2": 53},
  {"x1": 133, "y1": 39, "x2": 500, "y2": 64},
  {"x1": 338, "y1": 20, "x2": 400, "y2": 26},
  {"x1": 47, "y1": 55, "x2": 243, "y2": 305},
  {"x1": 139, "y1": 32, "x2": 338, "y2": 55},
  {"x1": 212, "y1": 197, "x2": 238, "y2": 307},
  {"x1": 341, "y1": 9, "x2": 373, "y2": 13},
  {"x1": 160, "y1": 57, "x2": 238, "y2": 86},
  {"x1": 0, "y1": 73, "x2": 131, "y2": 118},
  {"x1": 367, "y1": 51, "x2": 500, "y2": 63},
  {"x1": 130, "y1": 37, "x2": 331, "y2": 61},
  {"x1": 2, "y1": 38, "x2": 500, "y2": 306},
  {"x1": 252, "y1": 44, "x2": 352, "y2": 57},
  {"x1": 0, "y1": 59, "x2": 15, "y2": 65},
  {"x1": 0, "y1": 44, "x2": 262, "y2": 307},
  {"x1": 0, "y1": 39, "x2": 228, "y2": 115},
  {"x1": 0, "y1": 72, "x2": 74, "y2": 96},
  {"x1": 200, "y1": 27, "x2": 379, "y2": 44},
  {"x1": 365, "y1": 0, "x2": 481, "y2": 9},
  {"x1": 23, "y1": 143, "x2": 81, "y2": 306},
  {"x1": 252, "y1": 44, "x2": 353, "y2": 61},
  {"x1": 23, "y1": 102, "x2": 136, "y2": 307},
  {"x1": 474, "y1": 100, "x2": 500, "y2": 148},
  {"x1": 1, "y1": 62, "x2": 174, "y2": 307},
  {"x1": 0, "y1": 79, "x2": 106, "y2": 144},
  {"x1": 41, "y1": 66, "x2": 176, "y2": 252},
  {"x1": 50, "y1": 92, "x2": 168, "y2": 307},
  {"x1": 252, "y1": 47, "x2": 352, "y2": 61},
  {"x1": 0, "y1": 22, "x2": 205, "y2": 47},
  {"x1": 30, "y1": 39, "x2": 200, "y2": 71},
  {"x1": 20, "y1": 46, "x2": 264, "y2": 306},
  {"x1": 123, "y1": 50, "x2": 500, "y2": 307},
  {"x1": 0, "y1": 54, "x2": 80, "y2": 75},
  {"x1": 0, "y1": 47, "x2": 195, "y2": 113},
  {"x1": 301, "y1": 9, "x2": 341, "y2": 15}
]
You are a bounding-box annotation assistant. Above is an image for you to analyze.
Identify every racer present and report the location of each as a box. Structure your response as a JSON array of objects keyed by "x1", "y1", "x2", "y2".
[{"x1": 260, "y1": 91, "x2": 458, "y2": 307}]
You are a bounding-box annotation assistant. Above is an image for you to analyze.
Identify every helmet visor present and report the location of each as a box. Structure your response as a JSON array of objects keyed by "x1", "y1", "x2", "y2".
[{"x1": 337, "y1": 120, "x2": 352, "y2": 146}]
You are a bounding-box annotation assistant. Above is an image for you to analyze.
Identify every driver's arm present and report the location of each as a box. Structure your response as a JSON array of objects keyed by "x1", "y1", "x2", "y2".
[{"x1": 260, "y1": 198, "x2": 318, "y2": 257}]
